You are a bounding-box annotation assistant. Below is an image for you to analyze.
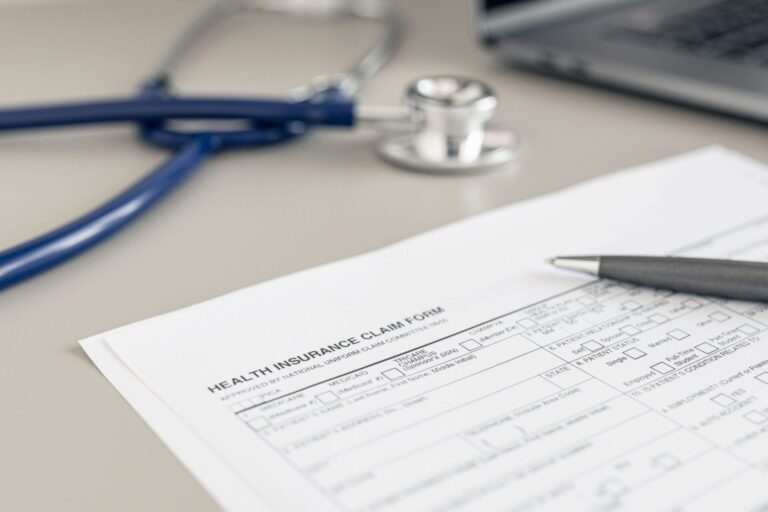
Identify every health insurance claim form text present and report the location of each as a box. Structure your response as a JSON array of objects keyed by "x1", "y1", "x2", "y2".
[{"x1": 83, "y1": 147, "x2": 768, "y2": 511}]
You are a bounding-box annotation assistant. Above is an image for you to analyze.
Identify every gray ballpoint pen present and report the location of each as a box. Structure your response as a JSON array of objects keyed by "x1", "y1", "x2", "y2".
[{"x1": 547, "y1": 255, "x2": 768, "y2": 302}]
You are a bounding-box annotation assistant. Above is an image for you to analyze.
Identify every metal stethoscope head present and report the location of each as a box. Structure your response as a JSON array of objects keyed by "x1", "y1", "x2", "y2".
[{"x1": 155, "y1": 0, "x2": 519, "y2": 173}]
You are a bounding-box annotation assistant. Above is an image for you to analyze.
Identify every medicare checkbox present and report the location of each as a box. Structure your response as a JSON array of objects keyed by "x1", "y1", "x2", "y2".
[
  {"x1": 709, "y1": 311, "x2": 730, "y2": 322},
  {"x1": 517, "y1": 318, "x2": 537, "y2": 328},
  {"x1": 756, "y1": 372, "x2": 768, "y2": 384},
  {"x1": 711, "y1": 394, "x2": 736, "y2": 407},
  {"x1": 683, "y1": 298, "x2": 703, "y2": 309},
  {"x1": 316, "y1": 391, "x2": 339, "y2": 404},
  {"x1": 649, "y1": 314, "x2": 669, "y2": 324},
  {"x1": 744, "y1": 411, "x2": 768, "y2": 425},
  {"x1": 577, "y1": 296, "x2": 597, "y2": 306},
  {"x1": 667, "y1": 329, "x2": 690, "y2": 340},
  {"x1": 382, "y1": 368, "x2": 405, "y2": 380},
  {"x1": 623, "y1": 347, "x2": 647, "y2": 359},
  {"x1": 621, "y1": 325, "x2": 641, "y2": 336},
  {"x1": 460, "y1": 339, "x2": 482, "y2": 351},
  {"x1": 651, "y1": 362, "x2": 674, "y2": 374},
  {"x1": 622, "y1": 300, "x2": 642, "y2": 311},
  {"x1": 738, "y1": 324, "x2": 760, "y2": 335},
  {"x1": 696, "y1": 342, "x2": 718, "y2": 354}
]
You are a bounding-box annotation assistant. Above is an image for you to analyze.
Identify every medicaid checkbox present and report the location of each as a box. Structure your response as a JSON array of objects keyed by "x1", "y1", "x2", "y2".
[
  {"x1": 711, "y1": 394, "x2": 736, "y2": 407},
  {"x1": 622, "y1": 300, "x2": 642, "y2": 311},
  {"x1": 651, "y1": 362, "x2": 674, "y2": 374},
  {"x1": 460, "y1": 339, "x2": 482, "y2": 351},
  {"x1": 316, "y1": 391, "x2": 339, "y2": 404},
  {"x1": 756, "y1": 372, "x2": 768, "y2": 385},
  {"x1": 709, "y1": 311, "x2": 731, "y2": 322},
  {"x1": 382, "y1": 368, "x2": 405, "y2": 380},
  {"x1": 738, "y1": 324, "x2": 760, "y2": 335},
  {"x1": 623, "y1": 348, "x2": 647, "y2": 360},
  {"x1": 667, "y1": 329, "x2": 690, "y2": 340},
  {"x1": 696, "y1": 342, "x2": 718, "y2": 354},
  {"x1": 621, "y1": 325, "x2": 641, "y2": 336},
  {"x1": 648, "y1": 314, "x2": 669, "y2": 324},
  {"x1": 517, "y1": 318, "x2": 538, "y2": 329},
  {"x1": 683, "y1": 298, "x2": 703, "y2": 309},
  {"x1": 581, "y1": 340, "x2": 604, "y2": 352},
  {"x1": 744, "y1": 411, "x2": 768, "y2": 425}
]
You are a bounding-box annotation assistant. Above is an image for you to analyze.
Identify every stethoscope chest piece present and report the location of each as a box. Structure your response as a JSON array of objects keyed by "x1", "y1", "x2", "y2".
[{"x1": 376, "y1": 76, "x2": 519, "y2": 174}]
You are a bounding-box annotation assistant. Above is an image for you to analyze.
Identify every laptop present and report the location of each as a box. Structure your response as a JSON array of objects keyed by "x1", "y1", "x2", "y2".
[{"x1": 476, "y1": 0, "x2": 768, "y2": 122}]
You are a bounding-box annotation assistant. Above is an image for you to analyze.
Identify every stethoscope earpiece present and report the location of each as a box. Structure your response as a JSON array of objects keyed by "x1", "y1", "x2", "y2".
[{"x1": 375, "y1": 76, "x2": 519, "y2": 173}]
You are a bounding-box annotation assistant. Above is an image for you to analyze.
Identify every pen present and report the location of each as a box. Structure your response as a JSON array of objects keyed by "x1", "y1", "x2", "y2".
[{"x1": 547, "y1": 255, "x2": 768, "y2": 302}]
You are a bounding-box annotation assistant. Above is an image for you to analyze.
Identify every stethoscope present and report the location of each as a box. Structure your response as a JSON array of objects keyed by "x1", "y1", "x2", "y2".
[{"x1": 0, "y1": 0, "x2": 518, "y2": 291}]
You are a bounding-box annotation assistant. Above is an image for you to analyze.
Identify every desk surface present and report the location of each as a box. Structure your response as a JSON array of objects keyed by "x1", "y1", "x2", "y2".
[{"x1": 2, "y1": 0, "x2": 768, "y2": 510}]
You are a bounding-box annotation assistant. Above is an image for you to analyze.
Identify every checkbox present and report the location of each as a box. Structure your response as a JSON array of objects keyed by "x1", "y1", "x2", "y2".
[
  {"x1": 460, "y1": 339, "x2": 482, "y2": 351},
  {"x1": 696, "y1": 342, "x2": 718, "y2": 354},
  {"x1": 738, "y1": 324, "x2": 760, "y2": 335},
  {"x1": 598, "y1": 479, "x2": 627, "y2": 497},
  {"x1": 623, "y1": 347, "x2": 647, "y2": 359},
  {"x1": 651, "y1": 362, "x2": 675, "y2": 374},
  {"x1": 382, "y1": 368, "x2": 405, "y2": 380},
  {"x1": 581, "y1": 340, "x2": 604, "y2": 352},
  {"x1": 744, "y1": 411, "x2": 768, "y2": 425},
  {"x1": 653, "y1": 453, "x2": 680, "y2": 470},
  {"x1": 709, "y1": 311, "x2": 730, "y2": 322},
  {"x1": 517, "y1": 318, "x2": 537, "y2": 329},
  {"x1": 711, "y1": 394, "x2": 736, "y2": 407},
  {"x1": 649, "y1": 314, "x2": 670, "y2": 324},
  {"x1": 622, "y1": 300, "x2": 642, "y2": 311},
  {"x1": 667, "y1": 329, "x2": 690, "y2": 340},
  {"x1": 683, "y1": 298, "x2": 703, "y2": 309},
  {"x1": 578, "y1": 296, "x2": 597, "y2": 306},
  {"x1": 316, "y1": 391, "x2": 339, "y2": 404},
  {"x1": 621, "y1": 325, "x2": 642, "y2": 336},
  {"x1": 756, "y1": 372, "x2": 768, "y2": 384},
  {"x1": 248, "y1": 416, "x2": 270, "y2": 430}
]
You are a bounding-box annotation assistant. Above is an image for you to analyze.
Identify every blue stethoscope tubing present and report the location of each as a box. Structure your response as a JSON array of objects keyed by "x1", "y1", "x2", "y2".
[{"x1": 0, "y1": 80, "x2": 355, "y2": 291}]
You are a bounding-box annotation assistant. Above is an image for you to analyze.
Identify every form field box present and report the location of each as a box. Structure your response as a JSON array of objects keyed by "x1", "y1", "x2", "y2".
[
  {"x1": 651, "y1": 362, "x2": 674, "y2": 374},
  {"x1": 653, "y1": 453, "x2": 680, "y2": 470},
  {"x1": 316, "y1": 391, "x2": 339, "y2": 404},
  {"x1": 667, "y1": 329, "x2": 690, "y2": 340},
  {"x1": 738, "y1": 324, "x2": 760, "y2": 335},
  {"x1": 581, "y1": 340, "x2": 604, "y2": 352},
  {"x1": 696, "y1": 342, "x2": 718, "y2": 354},
  {"x1": 460, "y1": 339, "x2": 482, "y2": 351},
  {"x1": 248, "y1": 416, "x2": 270, "y2": 430},
  {"x1": 648, "y1": 314, "x2": 670, "y2": 324},
  {"x1": 382, "y1": 368, "x2": 405, "y2": 380},
  {"x1": 709, "y1": 311, "x2": 731, "y2": 322},
  {"x1": 517, "y1": 318, "x2": 538, "y2": 329},
  {"x1": 543, "y1": 365, "x2": 591, "y2": 388},
  {"x1": 755, "y1": 372, "x2": 768, "y2": 384},
  {"x1": 623, "y1": 348, "x2": 647, "y2": 360},
  {"x1": 598, "y1": 478, "x2": 628, "y2": 497},
  {"x1": 621, "y1": 300, "x2": 642, "y2": 311},
  {"x1": 620, "y1": 325, "x2": 642, "y2": 336},
  {"x1": 577, "y1": 296, "x2": 597, "y2": 306},
  {"x1": 744, "y1": 411, "x2": 768, "y2": 425},
  {"x1": 683, "y1": 298, "x2": 704, "y2": 309},
  {"x1": 711, "y1": 394, "x2": 736, "y2": 407}
]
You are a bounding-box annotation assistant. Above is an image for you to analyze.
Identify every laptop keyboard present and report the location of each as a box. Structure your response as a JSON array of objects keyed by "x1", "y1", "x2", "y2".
[{"x1": 615, "y1": 0, "x2": 768, "y2": 66}]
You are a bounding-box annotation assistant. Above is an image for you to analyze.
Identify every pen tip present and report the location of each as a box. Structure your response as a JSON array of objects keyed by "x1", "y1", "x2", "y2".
[{"x1": 544, "y1": 257, "x2": 556, "y2": 266}]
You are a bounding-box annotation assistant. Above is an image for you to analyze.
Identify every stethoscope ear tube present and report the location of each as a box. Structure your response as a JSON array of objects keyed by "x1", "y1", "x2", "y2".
[{"x1": 0, "y1": 136, "x2": 217, "y2": 291}]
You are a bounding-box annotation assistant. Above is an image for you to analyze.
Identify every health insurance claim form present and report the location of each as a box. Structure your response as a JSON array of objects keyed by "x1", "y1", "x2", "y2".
[{"x1": 83, "y1": 147, "x2": 768, "y2": 512}]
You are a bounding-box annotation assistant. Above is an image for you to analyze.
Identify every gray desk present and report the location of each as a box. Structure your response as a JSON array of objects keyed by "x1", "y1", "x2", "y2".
[{"x1": 2, "y1": 1, "x2": 767, "y2": 510}]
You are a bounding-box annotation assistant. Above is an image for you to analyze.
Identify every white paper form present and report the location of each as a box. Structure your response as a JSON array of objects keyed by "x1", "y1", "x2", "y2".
[{"x1": 82, "y1": 147, "x2": 768, "y2": 511}]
